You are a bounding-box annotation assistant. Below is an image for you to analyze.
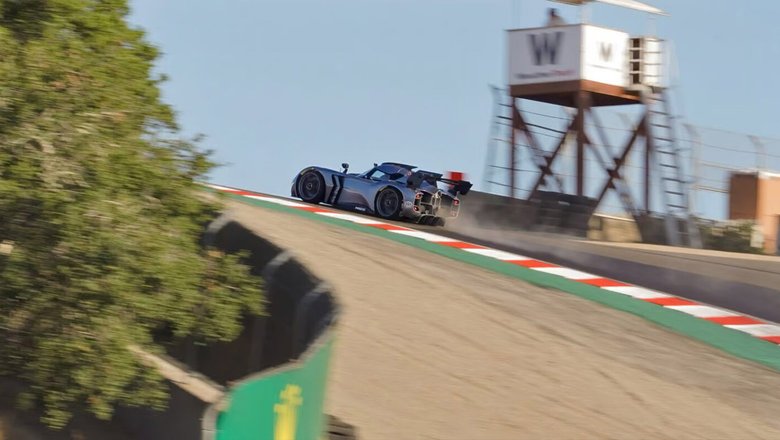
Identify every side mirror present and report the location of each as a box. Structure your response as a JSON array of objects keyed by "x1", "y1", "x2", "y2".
[{"x1": 341, "y1": 162, "x2": 349, "y2": 173}]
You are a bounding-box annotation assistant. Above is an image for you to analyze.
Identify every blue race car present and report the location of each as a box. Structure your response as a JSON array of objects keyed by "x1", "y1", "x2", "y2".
[{"x1": 291, "y1": 162, "x2": 471, "y2": 226}]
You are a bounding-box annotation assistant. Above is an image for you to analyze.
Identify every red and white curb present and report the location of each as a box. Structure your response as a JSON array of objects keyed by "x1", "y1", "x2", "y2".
[{"x1": 209, "y1": 184, "x2": 780, "y2": 347}]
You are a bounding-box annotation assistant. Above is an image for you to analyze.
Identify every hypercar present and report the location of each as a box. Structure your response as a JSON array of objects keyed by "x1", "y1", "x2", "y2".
[{"x1": 290, "y1": 162, "x2": 471, "y2": 226}]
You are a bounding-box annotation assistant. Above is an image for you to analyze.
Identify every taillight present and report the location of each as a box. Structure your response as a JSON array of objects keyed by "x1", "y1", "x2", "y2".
[
  {"x1": 453, "y1": 199, "x2": 460, "y2": 206},
  {"x1": 415, "y1": 192, "x2": 423, "y2": 199}
]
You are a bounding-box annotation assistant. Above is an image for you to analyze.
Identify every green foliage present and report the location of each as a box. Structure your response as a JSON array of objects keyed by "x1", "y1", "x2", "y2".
[
  {"x1": 700, "y1": 220, "x2": 765, "y2": 254},
  {"x1": 0, "y1": 0, "x2": 263, "y2": 428}
]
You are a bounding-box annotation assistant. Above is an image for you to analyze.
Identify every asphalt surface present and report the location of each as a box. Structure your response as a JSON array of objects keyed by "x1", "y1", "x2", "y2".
[
  {"x1": 223, "y1": 197, "x2": 780, "y2": 440},
  {"x1": 431, "y1": 222, "x2": 780, "y2": 325},
  {"x1": 268, "y1": 192, "x2": 780, "y2": 324}
]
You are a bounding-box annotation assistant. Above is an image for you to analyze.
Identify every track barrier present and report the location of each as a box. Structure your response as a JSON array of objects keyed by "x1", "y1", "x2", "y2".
[{"x1": 116, "y1": 216, "x2": 341, "y2": 440}]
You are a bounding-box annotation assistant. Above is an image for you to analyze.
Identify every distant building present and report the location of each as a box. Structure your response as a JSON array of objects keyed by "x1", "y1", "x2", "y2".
[{"x1": 728, "y1": 170, "x2": 780, "y2": 254}]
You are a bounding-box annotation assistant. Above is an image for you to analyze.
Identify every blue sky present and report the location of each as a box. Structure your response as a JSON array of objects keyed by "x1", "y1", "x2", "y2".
[{"x1": 129, "y1": 0, "x2": 780, "y2": 219}]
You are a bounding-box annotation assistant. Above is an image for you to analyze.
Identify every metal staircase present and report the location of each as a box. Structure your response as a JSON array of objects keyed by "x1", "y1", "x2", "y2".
[{"x1": 647, "y1": 88, "x2": 702, "y2": 248}]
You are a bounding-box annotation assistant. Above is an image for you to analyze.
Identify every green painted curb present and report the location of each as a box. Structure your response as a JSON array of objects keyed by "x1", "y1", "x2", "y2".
[{"x1": 218, "y1": 190, "x2": 780, "y2": 373}]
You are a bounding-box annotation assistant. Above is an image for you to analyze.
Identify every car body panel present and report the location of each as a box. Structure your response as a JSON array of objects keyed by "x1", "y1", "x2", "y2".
[{"x1": 291, "y1": 162, "x2": 470, "y2": 224}]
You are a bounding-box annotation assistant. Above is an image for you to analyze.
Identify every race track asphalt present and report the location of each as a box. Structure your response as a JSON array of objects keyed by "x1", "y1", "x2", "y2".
[
  {"x1": 220, "y1": 195, "x2": 780, "y2": 440},
  {"x1": 423, "y1": 221, "x2": 780, "y2": 324},
  {"x1": 256, "y1": 191, "x2": 780, "y2": 324}
]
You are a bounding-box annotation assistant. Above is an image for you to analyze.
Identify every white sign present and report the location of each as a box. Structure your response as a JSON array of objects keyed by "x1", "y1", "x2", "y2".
[
  {"x1": 582, "y1": 26, "x2": 628, "y2": 87},
  {"x1": 508, "y1": 25, "x2": 629, "y2": 88},
  {"x1": 507, "y1": 25, "x2": 581, "y2": 85}
]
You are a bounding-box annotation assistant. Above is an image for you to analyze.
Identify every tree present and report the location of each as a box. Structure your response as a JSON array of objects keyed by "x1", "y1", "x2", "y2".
[{"x1": 0, "y1": 0, "x2": 263, "y2": 429}]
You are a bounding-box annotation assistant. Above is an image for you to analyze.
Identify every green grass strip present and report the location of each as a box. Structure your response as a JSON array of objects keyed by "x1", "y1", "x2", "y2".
[{"x1": 220, "y1": 190, "x2": 780, "y2": 372}]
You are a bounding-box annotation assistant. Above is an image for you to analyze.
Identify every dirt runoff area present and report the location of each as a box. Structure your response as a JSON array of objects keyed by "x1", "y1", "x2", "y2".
[{"x1": 225, "y1": 199, "x2": 780, "y2": 440}]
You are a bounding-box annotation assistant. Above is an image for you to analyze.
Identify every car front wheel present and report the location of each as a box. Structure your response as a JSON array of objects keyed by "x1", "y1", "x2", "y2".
[{"x1": 298, "y1": 171, "x2": 325, "y2": 204}]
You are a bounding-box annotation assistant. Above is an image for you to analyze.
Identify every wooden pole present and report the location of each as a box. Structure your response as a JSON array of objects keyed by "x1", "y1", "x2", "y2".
[
  {"x1": 513, "y1": 102, "x2": 565, "y2": 193},
  {"x1": 575, "y1": 91, "x2": 590, "y2": 196},
  {"x1": 593, "y1": 114, "x2": 647, "y2": 208},
  {"x1": 528, "y1": 116, "x2": 578, "y2": 199}
]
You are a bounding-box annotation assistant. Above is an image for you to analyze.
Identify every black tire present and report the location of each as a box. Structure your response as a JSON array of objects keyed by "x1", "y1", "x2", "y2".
[
  {"x1": 297, "y1": 171, "x2": 325, "y2": 204},
  {"x1": 433, "y1": 217, "x2": 446, "y2": 227},
  {"x1": 375, "y1": 188, "x2": 402, "y2": 219}
]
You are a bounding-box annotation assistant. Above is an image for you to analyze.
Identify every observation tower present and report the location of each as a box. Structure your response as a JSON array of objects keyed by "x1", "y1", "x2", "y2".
[{"x1": 485, "y1": 0, "x2": 700, "y2": 247}]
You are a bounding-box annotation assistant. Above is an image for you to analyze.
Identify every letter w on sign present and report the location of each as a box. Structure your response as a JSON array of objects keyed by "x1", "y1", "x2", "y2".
[
  {"x1": 600, "y1": 42, "x2": 612, "y2": 62},
  {"x1": 529, "y1": 32, "x2": 563, "y2": 65}
]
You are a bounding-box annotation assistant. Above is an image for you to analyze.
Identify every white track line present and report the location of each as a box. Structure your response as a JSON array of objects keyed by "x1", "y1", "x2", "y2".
[
  {"x1": 601, "y1": 286, "x2": 672, "y2": 299},
  {"x1": 317, "y1": 212, "x2": 386, "y2": 225},
  {"x1": 245, "y1": 195, "x2": 308, "y2": 207},
  {"x1": 724, "y1": 324, "x2": 780, "y2": 337},
  {"x1": 532, "y1": 267, "x2": 601, "y2": 280},
  {"x1": 665, "y1": 305, "x2": 739, "y2": 318},
  {"x1": 205, "y1": 183, "x2": 237, "y2": 192},
  {"x1": 389, "y1": 230, "x2": 458, "y2": 242},
  {"x1": 462, "y1": 248, "x2": 532, "y2": 261}
]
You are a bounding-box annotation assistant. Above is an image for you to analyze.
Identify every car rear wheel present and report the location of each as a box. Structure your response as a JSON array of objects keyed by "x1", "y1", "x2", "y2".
[
  {"x1": 375, "y1": 188, "x2": 401, "y2": 219},
  {"x1": 298, "y1": 171, "x2": 325, "y2": 204}
]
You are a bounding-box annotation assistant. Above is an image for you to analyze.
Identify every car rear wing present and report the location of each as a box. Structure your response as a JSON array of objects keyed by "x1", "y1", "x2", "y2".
[
  {"x1": 440, "y1": 177, "x2": 473, "y2": 196},
  {"x1": 407, "y1": 170, "x2": 472, "y2": 196}
]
